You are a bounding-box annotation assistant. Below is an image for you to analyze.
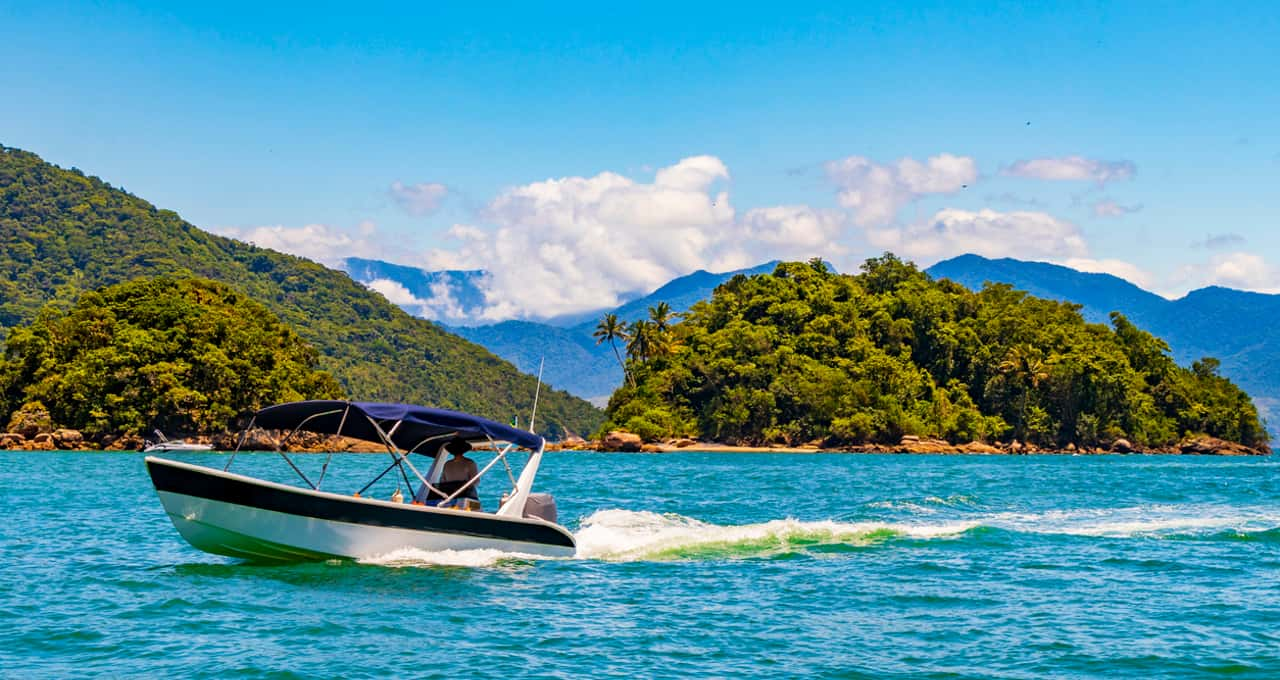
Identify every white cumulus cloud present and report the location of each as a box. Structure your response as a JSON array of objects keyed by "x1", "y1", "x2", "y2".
[
  {"x1": 1165, "y1": 252, "x2": 1280, "y2": 296},
  {"x1": 824, "y1": 153, "x2": 977, "y2": 227},
  {"x1": 1203, "y1": 252, "x2": 1280, "y2": 292},
  {"x1": 866, "y1": 208, "x2": 1088, "y2": 264},
  {"x1": 362, "y1": 277, "x2": 473, "y2": 321},
  {"x1": 738, "y1": 205, "x2": 847, "y2": 257},
  {"x1": 1064, "y1": 258, "x2": 1157, "y2": 290},
  {"x1": 390, "y1": 181, "x2": 448, "y2": 216},
  {"x1": 214, "y1": 221, "x2": 382, "y2": 266},
  {"x1": 1091, "y1": 199, "x2": 1142, "y2": 218},
  {"x1": 424, "y1": 156, "x2": 746, "y2": 320},
  {"x1": 1004, "y1": 156, "x2": 1136, "y2": 185},
  {"x1": 364, "y1": 278, "x2": 427, "y2": 308}
]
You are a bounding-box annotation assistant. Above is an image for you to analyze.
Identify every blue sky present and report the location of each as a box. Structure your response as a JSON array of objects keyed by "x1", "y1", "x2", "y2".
[{"x1": 3, "y1": 1, "x2": 1278, "y2": 318}]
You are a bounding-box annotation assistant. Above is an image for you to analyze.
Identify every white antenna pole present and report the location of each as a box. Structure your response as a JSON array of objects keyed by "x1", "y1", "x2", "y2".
[{"x1": 528, "y1": 357, "x2": 545, "y2": 433}]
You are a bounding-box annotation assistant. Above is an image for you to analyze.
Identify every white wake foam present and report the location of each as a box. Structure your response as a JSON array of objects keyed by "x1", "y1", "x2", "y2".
[
  {"x1": 572, "y1": 509, "x2": 978, "y2": 560},
  {"x1": 988, "y1": 505, "x2": 1280, "y2": 537},
  {"x1": 359, "y1": 547, "x2": 548, "y2": 568},
  {"x1": 355, "y1": 504, "x2": 1280, "y2": 568}
]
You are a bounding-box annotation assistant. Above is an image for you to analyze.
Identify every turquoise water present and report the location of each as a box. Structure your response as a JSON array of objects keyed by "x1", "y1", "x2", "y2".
[{"x1": 2, "y1": 451, "x2": 1278, "y2": 678}]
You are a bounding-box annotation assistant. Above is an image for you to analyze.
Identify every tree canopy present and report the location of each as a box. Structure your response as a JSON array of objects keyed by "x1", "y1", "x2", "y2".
[
  {"x1": 602, "y1": 256, "x2": 1268, "y2": 449},
  {"x1": 0, "y1": 277, "x2": 344, "y2": 435}
]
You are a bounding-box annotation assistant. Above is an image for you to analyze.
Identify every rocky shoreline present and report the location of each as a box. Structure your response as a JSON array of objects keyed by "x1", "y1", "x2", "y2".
[
  {"x1": 548, "y1": 431, "x2": 1270, "y2": 456},
  {"x1": 0, "y1": 426, "x2": 1267, "y2": 457},
  {"x1": 0, "y1": 427, "x2": 388, "y2": 453}
]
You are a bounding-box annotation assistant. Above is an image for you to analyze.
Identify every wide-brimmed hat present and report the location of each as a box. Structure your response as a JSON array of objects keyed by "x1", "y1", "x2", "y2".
[{"x1": 444, "y1": 438, "x2": 471, "y2": 455}]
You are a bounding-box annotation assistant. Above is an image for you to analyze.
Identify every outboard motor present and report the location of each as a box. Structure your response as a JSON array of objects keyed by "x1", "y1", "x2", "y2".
[{"x1": 523, "y1": 493, "x2": 558, "y2": 523}]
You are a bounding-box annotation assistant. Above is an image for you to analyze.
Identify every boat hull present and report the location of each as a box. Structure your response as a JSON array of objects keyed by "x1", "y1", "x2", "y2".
[{"x1": 146, "y1": 457, "x2": 576, "y2": 561}]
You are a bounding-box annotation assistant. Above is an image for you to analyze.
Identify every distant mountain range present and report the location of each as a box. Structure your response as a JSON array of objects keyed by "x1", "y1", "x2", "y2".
[
  {"x1": 350, "y1": 252, "x2": 1280, "y2": 431},
  {"x1": 343, "y1": 258, "x2": 489, "y2": 325},
  {"x1": 342, "y1": 257, "x2": 650, "y2": 328},
  {"x1": 346, "y1": 260, "x2": 779, "y2": 402},
  {"x1": 926, "y1": 255, "x2": 1280, "y2": 429}
]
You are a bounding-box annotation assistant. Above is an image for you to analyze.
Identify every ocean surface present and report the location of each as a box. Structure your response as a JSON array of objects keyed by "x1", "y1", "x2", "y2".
[{"x1": 2, "y1": 451, "x2": 1278, "y2": 679}]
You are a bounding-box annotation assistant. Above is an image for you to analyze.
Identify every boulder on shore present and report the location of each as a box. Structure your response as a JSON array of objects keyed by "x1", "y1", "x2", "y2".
[
  {"x1": 602, "y1": 430, "x2": 642, "y2": 452},
  {"x1": 52, "y1": 429, "x2": 84, "y2": 449},
  {"x1": 961, "y1": 441, "x2": 1002, "y2": 454},
  {"x1": 0, "y1": 433, "x2": 26, "y2": 449},
  {"x1": 1179, "y1": 436, "x2": 1266, "y2": 456},
  {"x1": 899, "y1": 436, "x2": 954, "y2": 453},
  {"x1": 1111, "y1": 438, "x2": 1134, "y2": 453},
  {"x1": 29, "y1": 433, "x2": 56, "y2": 451},
  {"x1": 109, "y1": 434, "x2": 146, "y2": 451}
]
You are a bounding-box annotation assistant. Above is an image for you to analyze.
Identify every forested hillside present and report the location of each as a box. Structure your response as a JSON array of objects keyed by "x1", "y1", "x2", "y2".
[
  {"x1": 927, "y1": 254, "x2": 1280, "y2": 431},
  {"x1": 604, "y1": 257, "x2": 1267, "y2": 450},
  {"x1": 0, "y1": 145, "x2": 601, "y2": 437},
  {"x1": 0, "y1": 277, "x2": 343, "y2": 436}
]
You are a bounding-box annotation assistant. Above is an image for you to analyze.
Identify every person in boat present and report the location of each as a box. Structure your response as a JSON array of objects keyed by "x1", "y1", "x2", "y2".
[
  {"x1": 414, "y1": 437, "x2": 481, "y2": 509},
  {"x1": 442, "y1": 438, "x2": 479, "y2": 486}
]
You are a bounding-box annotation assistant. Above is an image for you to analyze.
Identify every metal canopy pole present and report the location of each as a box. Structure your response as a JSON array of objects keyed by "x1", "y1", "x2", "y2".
[
  {"x1": 272, "y1": 409, "x2": 344, "y2": 490},
  {"x1": 317, "y1": 404, "x2": 351, "y2": 491},
  {"x1": 383, "y1": 420, "x2": 415, "y2": 492},
  {"x1": 486, "y1": 434, "x2": 519, "y2": 490},
  {"x1": 363, "y1": 415, "x2": 433, "y2": 489},
  {"x1": 224, "y1": 416, "x2": 256, "y2": 472}
]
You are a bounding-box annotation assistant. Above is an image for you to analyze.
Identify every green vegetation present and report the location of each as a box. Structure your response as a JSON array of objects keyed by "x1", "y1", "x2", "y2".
[
  {"x1": 1, "y1": 277, "x2": 343, "y2": 435},
  {"x1": 0, "y1": 145, "x2": 601, "y2": 437},
  {"x1": 592, "y1": 313, "x2": 633, "y2": 387},
  {"x1": 602, "y1": 256, "x2": 1267, "y2": 449}
]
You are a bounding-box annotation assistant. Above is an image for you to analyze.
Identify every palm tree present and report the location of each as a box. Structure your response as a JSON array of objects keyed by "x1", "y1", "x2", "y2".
[
  {"x1": 627, "y1": 320, "x2": 656, "y2": 363},
  {"x1": 649, "y1": 301, "x2": 675, "y2": 333},
  {"x1": 593, "y1": 313, "x2": 633, "y2": 387}
]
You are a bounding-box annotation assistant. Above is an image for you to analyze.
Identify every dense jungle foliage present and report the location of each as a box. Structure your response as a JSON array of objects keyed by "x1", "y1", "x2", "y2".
[
  {"x1": 0, "y1": 278, "x2": 344, "y2": 435},
  {"x1": 603, "y1": 257, "x2": 1268, "y2": 449},
  {"x1": 0, "y1": 145, "x2": 601, "y2": 437}
]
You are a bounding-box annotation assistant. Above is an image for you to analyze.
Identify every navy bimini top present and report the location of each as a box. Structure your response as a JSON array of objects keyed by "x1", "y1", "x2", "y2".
[{"x1": 251, "y1": 400, "x2": 543, "y2": 452}]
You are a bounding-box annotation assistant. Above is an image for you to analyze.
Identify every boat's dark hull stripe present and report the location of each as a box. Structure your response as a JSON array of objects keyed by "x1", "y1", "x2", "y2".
[{"x1": 147, "y1": 460, "x2": 575, "y2": 548}]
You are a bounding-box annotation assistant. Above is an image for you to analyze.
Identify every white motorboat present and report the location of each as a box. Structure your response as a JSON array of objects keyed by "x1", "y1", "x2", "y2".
[
  {"x1": 146, "y1": 400, "x2": 574, "y2": 561},
  {"x1": 142, "y1": 430, "x2": 213, "y2": 453}
]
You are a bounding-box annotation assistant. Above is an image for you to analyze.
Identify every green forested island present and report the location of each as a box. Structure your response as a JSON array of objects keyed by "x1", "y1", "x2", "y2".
[
  {"x1": 1, "y1": 277, "x2": 342, "y2": 438},
  {"x1": 0, "y1": 145, "x2": 601, "y2": 438},
  {"x1": 603, "y1": 257, "x2": 1267, "y2": 451}
]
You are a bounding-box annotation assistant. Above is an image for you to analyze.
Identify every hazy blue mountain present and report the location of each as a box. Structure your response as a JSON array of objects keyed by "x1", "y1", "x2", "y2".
[
  {"x1": 570, "y1": 261, "x2": 780, "y2": 332},
  {"x1": 926, "y1": 254, "x2": 1167, "y2": 327},
  {"x1": 926, "y1": 254, "x2": 1280, "y2": 429},
  {"x1": 450, "y1": 321, "x2": 621, "y2": 405}
]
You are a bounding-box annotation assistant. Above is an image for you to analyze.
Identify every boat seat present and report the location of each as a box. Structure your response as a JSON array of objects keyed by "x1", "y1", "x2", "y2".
[{"x1": 414, "y1": 479, "x2": 479, "y2": 504}]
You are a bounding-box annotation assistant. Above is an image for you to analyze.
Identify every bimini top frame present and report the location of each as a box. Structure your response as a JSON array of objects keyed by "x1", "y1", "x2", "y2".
[{"x1": 224, "y1": 400, "x2": 547, "y2": 518}]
